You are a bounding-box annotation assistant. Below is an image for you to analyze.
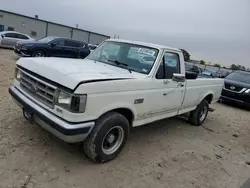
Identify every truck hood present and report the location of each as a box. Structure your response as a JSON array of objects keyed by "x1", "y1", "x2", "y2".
[{"x1": 17, "y1": 57, "x2": 145, "y2": 90}]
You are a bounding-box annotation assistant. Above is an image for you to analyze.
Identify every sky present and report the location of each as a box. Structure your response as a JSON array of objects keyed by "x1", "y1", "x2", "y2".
[{"x1": 1, "y1": 0, "x2": 250, "y2": 67}]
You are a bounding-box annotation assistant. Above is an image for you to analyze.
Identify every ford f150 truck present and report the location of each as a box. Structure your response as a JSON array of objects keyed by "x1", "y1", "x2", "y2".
[{"x1": 9, "y1": 39, "x2": 224, "y2": 162}]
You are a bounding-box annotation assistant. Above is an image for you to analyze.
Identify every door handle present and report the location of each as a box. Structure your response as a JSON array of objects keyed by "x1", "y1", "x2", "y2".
[
  {"x1": 163, "y1": 80, "x2": 169, "y2": 84},
  {"x1": 177, "y1": 83, "x2": 184, "y2": 87}
]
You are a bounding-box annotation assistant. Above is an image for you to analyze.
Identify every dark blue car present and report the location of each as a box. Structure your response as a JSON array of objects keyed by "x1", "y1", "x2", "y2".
[{"x1": 14, "y1": 36, "x2": 90, "y2": 59}]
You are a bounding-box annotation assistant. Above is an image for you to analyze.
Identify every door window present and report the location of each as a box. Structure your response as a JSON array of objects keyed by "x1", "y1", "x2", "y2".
[
  {"x1": 0, "y1": 24, "x2": 4, "y2": 32},
  {"x1": 65, "y1": 40, "x2": 84, "y2": 48},
  {"x1": 52, "y1": 39, "x2": 65, "y2": 46},
  {"x1": 17, "y1": 34, "x2": 29, "y2": 39},
  {"x1": 31, "y1": 31, "x2": 37, "y2": 37},
  {"x1": 4, "y1": 33, "x2": 16, "y2": 38},
  {"x1": 7, "y1": 27, "x2": 14, "y2": 31},
  {"x1": 156, "y1": 52, "x2": 180, "y2": 79}
]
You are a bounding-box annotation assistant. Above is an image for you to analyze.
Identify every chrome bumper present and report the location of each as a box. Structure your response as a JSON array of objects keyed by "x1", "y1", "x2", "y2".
[{"x1": 9, "y1": 86, "x2": 95, "y2": 143}]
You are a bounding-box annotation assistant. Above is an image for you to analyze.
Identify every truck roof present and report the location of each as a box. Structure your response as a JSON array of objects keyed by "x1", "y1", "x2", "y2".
[{"x1": 106, "y1": 39, "x2": 181, "y2": 52}]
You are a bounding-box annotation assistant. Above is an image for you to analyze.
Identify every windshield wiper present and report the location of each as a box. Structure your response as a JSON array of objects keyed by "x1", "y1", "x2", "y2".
[
  {"x1": 107, "y1": 59, "x2": 128, "y2": 66},
  {"x1": 107, "y1": 59, "x2": 133, "y2": 73}
]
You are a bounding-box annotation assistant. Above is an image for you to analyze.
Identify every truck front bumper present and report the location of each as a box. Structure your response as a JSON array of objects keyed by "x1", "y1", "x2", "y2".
[{"x1": 9, "y1": 86, "x2": 95, "y2": 143}]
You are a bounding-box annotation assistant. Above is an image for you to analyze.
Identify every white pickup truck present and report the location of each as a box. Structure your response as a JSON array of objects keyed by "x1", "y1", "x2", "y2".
[{"x1": 9, "y1": 39, "x2": 223, "y2": 162}]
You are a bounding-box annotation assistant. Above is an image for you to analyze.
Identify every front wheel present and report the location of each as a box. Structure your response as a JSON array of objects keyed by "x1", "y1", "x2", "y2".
[
  {"x1": 83, "y1": 112, "x2": 130, "y2": 163},
  {"x1": 32, "y1": 50, "x2": 46, "y2": 57},
  {"x1": 188, "y1": 99, "x2": 209, "y2": 126}
]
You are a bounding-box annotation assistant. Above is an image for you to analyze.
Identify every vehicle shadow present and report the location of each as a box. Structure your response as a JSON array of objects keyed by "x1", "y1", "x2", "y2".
[
  {"x1": 0, "y1": 46, "x2": 13, "y2": 50},
  {"x1": 0, "y1": 47, "x2": 19, "y2": 60},
  {"x1": 241, "y1": 178, "x2": 250, "y2": 188},
  {"x1": 31, "y1": 115, "x2": 194, "y2": 164},
  {"x1": 219, "y1": 100, "x2": 250, "y2": 111}
]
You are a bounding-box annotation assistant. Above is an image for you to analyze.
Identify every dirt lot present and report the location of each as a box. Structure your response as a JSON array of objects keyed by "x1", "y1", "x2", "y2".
[{"x1": 0, "y1": 48, "x2": 249, "y2": 188}]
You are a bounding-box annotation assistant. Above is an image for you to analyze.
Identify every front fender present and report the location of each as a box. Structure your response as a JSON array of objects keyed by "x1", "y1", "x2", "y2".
[{"x1": 96, "y1": 102, "x2": 137, "y2": 120}]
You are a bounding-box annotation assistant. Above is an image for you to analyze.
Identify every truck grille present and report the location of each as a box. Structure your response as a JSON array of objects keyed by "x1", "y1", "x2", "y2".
[
  {"x1": 19, "y1": 70, "x2": 57, "y2": 108},
  {"x1": 224, "y1": 83, "x2": 243, "y2": 92}
]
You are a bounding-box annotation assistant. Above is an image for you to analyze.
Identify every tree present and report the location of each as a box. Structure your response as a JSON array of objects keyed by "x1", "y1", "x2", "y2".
[
  {"x1": 213, "y1": 64, "x2": 221, "y2": 68},
  {"x1": 180, "y1": 49, "x2": 190, "y2": 61},
  {"x1": 222, "y1": 66, "x2": 226, "y2": 69},
  {"x1": 247, "y1": 68, "x2": 250, "y2": 72},
  {"x1": 240, "y1": 65, "x2": 246, "y2": 71},
  {"x1": 230, "y1": 64, "x2": 238, "y2": 70},
  {"x1": 230, "y1": 64, "x2": 247, "y2": 71},
  {"x1": 200, "y1": 60, "x2": 206, "y2": 65}
]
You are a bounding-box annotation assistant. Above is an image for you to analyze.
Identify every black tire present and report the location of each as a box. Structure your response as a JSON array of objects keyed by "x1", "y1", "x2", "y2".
[
  {"x1": 32, "y1": 50, "x2": 46, "y2": 57},
  {"x1": 83, "y1": 112, "x2": 130, "y2": 163},
  {"x1": 188, "y1": 99, "x2": 209, "y2": 126}
]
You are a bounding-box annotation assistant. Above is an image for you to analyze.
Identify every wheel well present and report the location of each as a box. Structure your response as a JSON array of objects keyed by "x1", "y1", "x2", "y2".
[
  {"x1": 204, "y1": 94, "x2": 213, "y2": 104},
  {"x1": 33, "y1": 48, "x2": 47, "y2": 55},
  {"x1": 112, "y1": 108, "x2": 134, "y2": 125}
]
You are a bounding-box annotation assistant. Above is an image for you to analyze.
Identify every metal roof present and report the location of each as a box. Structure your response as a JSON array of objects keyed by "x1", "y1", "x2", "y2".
[{"x1": 0, "y1": 9, "x2": 110, "y2": 38}]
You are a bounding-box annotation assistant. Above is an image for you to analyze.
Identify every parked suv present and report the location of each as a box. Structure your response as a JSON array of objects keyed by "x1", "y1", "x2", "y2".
[
  {"x1": 14, "y1": 36, "x2": 90, "y2": 59},
  {"x1": 221, "y1": 71, "x2": 250, "y2": 108}
]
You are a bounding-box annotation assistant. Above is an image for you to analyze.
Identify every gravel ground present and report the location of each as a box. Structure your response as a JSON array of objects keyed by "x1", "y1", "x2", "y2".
[{"x1": 0, "y1": 48, "x2": 249, "y2": 188}]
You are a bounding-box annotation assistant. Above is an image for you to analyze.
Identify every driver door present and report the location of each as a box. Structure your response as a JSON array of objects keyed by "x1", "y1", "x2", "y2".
[
  {"x1": 49, "y1": 38, "x2": 66, "y2": 57},
  {"x1": 147, "y1": 51, "x2": 185, "y2": 118}
]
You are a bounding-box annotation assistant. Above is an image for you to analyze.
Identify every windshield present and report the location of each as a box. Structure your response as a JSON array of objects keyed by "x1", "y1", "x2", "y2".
[
  {"x1": 37, "y1": 36, "x2": 58, "y2": 43},
  {"x1": 226, "y1": 72, "x2": 250, "y2": 83},
  {"x1": 87, "y1": 41, "x2": 159, "y2": 74}
]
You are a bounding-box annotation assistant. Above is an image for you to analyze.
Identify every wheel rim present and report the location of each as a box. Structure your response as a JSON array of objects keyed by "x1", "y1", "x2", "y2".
[
  {"x1": 199, "y1": 105, "x2": 208, "y2": 122},
  {"x1": 34, "y1": 52, "x2": 44, "y2": 57},
  {"x1": 102, "y1": 126, "x2": 124, "y2": 155}
]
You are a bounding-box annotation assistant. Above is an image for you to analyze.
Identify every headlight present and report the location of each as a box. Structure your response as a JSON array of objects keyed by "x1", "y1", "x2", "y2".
[
  {"x1": 21, "y1": 46, "x2": 28, "y2": 50},
  {"x1": 245, "y1": 89, "x2": 250, "y2": 94},
  {"x1": 21, "y1": 44, "x2": 33, "y2": 50},
  {"x1": 57, "y1": 90, "x2": 87, "y2": 113},
  {"x1": 14, "y1": 68, "x2": 21, "y2": 80}
]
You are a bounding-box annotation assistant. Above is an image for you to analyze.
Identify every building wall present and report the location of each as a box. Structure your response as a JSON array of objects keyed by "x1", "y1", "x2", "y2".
[
  {"x1": 89, "y1": 33, "x2": 109, "y2": 45},
  {"x1": 0, "y1": 10, "x2": 110, "y2": 43},
  {"x1": 47, "y1": 23, "x2": 72, "y2": 38},
  {"x1": 72, "y1": 29, "x2": 89, "y2": 43},
  {"x1": 0, "y1": 11, "x2": 47, "y2": 39}
]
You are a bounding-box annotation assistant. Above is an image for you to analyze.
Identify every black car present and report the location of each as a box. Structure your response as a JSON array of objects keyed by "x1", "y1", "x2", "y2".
[
  {"x1": 221, "y1": 71, "x2": 250, "y2": 108},
  {"x1": 14, "y1": 36, "x2": 90, "y2": 59},
  {"x1": 185, "y1": 63, "x2": 201, "y2": 79},
  {"x1": 185, "y1": 63, "x2": 200, "y2": 74}
]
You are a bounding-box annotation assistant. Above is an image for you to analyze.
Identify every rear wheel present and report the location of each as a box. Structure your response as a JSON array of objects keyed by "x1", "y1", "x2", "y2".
[
  {"x1": 32, "y1": 50, "x2": 46, "y2": 57},
  {"x1": 188, "y1": 99, "x2": 209, "y2": 126},
  {"x1": 83, "y1": 112, "x2": 130, "y2": 163}
]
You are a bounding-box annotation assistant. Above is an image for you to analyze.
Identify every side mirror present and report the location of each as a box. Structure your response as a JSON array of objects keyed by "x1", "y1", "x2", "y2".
[
  {"x1": 1, "y1": 34, "x2": 5, "y2": 38},
  {"x1": 172, "y1": 73, "x2": 185, "y2": 82},
  {"x1": 50, "y1": 43, "x2": 56, "y2": 47},
  {"x1": 185, "y1": 71, "x2": 198, "y2": 79}
]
